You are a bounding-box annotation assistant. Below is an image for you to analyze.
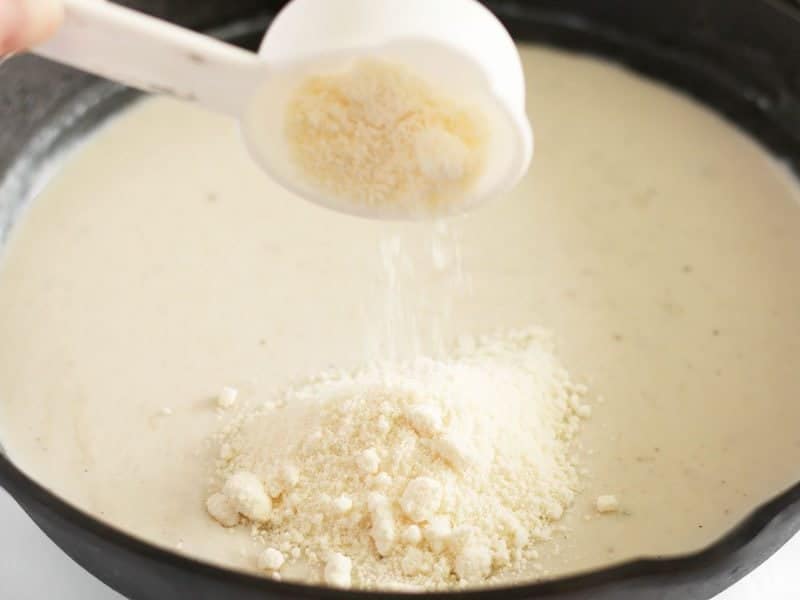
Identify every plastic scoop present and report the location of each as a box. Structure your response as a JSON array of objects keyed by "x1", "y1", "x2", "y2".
[{"x1": 33, "y1": 0, "x2": 533, "y2": 219}]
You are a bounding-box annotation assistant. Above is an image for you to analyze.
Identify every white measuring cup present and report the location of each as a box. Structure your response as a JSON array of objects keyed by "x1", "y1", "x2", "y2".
[{"x1": 33, "y1": 0, "x2": 533, "y2": 219}]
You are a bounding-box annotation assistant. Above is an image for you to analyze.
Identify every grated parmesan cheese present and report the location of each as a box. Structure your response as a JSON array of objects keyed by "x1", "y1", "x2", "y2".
[
  {"x1": 285, "y1": 58, "x2": 487, "y2": 212},
  {"x1": 205, "y1": 328, "x2": 592, "y2": 590},
  {"x1": 595, "y1": 495, "x2": 620, "y2": 514},
  {"x1": 217, "y1": 386, "x2": 238, "y2": 409},
  {"x1": 257, "y1": 547, "x2": 285, "y2": 572}
]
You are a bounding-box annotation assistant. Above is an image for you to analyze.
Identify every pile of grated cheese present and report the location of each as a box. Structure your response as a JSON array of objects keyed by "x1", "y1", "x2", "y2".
[
  {"x1": 285, "y1": 58, "x2": 487, "y2": 211},
  {"x1": 206, "y1": 328, "x2": 590, "y2": 590}
]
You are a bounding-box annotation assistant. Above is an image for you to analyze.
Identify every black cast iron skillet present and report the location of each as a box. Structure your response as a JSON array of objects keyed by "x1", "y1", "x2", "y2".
[{"x1": 2, "y1": 1, "x2": 800, "y2": 598}]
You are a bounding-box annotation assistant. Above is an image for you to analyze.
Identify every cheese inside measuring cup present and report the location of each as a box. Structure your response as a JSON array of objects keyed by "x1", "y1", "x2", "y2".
[
  {"x1": 284, "y1": 57, "x2": 488, "y2": 214},
  {"x1": 242, "y1": 44, "x2": 531, "y2": 219}
]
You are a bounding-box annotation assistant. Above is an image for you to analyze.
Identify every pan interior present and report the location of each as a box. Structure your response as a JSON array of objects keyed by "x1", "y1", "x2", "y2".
[{"x1": 1, "y1": 7, "x2": 800, "y2": 592}]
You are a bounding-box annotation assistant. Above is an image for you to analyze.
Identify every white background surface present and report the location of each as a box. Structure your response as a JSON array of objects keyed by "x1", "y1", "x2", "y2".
[{"x1": 0, "y1": 487, "x2": 797, "y2": 599}]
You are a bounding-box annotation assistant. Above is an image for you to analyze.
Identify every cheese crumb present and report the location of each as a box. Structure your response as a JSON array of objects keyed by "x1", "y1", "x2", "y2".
[
  {"x1": 423, "y1": 515, "x2": 452, "y2": 553},
  {"x1": 332, "y1": 495, "x2": 353, "y2": 514},
  {"x1": 454, "y1": 544, "x2": 493, "y2": 582},
  {"x1": 206, "y1": 493, "x2": 238, "y2": 527},
  {"x1": 218, "y1": 386, "x2": 238, "y2": 409},
  {"x1": 324, "y1": 552, "x2": 352, "y2": 588},
  {"x1": 257, "y1": 548, "x2": 285, "y2": 572},
  {"x1": 405, "y1": 404, "x2": 443, "y2": 436},
  {"x1": 280, "y1": 463, "x2": 300, "y2": 489},
  {"x1": 376, "y1": 415, "x2": 391, "y2": 434},
  {"x1": 401, "y1": 525, "x2": 422, "y2": 545},
  {"x1": 372, "y1": 472, "x2": 392, "y2": 488},
  {"x1": 222, "y1": 471, "x2": 272, "y2": 522},
  {"x1": 400, "y1": 477, "x2": 443, "y2": 523},
  {"x1": 428, "y1": 434, "x2": 473, "y2": 472},
  {"x1": 356, "y1": 448, "x2": 380, "y2": 474},
  {"x1": 595, "y1": 495, "x2": 620, "y2": 514},
  {"x1": 415, "y1": 128, "x2": 470, "y2": 182},
  {"x1": 368, "y1": 492, "x2": 396, "y2": 556}
]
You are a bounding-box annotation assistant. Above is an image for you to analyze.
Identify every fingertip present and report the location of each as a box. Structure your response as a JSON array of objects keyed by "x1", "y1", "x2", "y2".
[
  {"x1": 0, "y1": 0, "x2": 24, "y2": 55},
  {"x1": 23, "y1": 0, "x2": 64, "y2": 48},
  {"x1": 1, "y1": 0, "x2": 63, "y2": 54}
]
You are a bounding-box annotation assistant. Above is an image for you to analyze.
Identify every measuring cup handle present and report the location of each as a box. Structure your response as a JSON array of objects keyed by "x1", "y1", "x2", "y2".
[{"x1": 32, "y1": 0, "x2": 264, "y2": 117}]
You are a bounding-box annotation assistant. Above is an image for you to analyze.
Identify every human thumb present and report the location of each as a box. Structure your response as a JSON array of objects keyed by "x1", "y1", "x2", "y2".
[{"x1": 0, "y1": 0, "x2": 63, "y2": 55}]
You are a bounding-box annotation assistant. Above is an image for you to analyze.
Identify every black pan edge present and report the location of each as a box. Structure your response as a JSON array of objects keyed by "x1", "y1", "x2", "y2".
[{"x1": 3, "y1": 425, "x2": 800, "y2": 599}]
